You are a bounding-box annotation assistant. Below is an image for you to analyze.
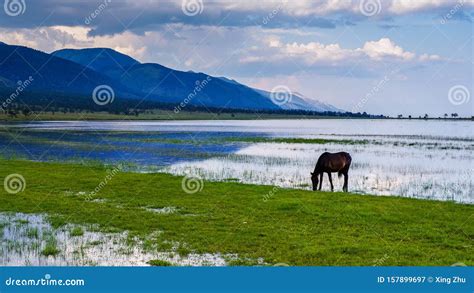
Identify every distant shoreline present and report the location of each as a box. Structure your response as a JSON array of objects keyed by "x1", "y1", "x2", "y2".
[{"x1": 0, "y1": 111, "x2": 472, "y2": 122}]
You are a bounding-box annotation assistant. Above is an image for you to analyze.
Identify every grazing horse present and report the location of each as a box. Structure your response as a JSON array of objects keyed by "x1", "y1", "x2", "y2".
[{"x1": 311, "y1": 152, "x2": 352, "y2": 192}]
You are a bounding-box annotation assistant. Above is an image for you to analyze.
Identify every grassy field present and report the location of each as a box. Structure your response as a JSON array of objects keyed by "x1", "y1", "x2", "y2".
[{"x1": 0, "y1": 159, "x2": 472, "y2": 266}]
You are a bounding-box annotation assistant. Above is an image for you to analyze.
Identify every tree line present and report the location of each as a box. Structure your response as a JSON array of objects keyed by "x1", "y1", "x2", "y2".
[{"x1": 0, "y1": 90, "x2": 385, "y2": 119}]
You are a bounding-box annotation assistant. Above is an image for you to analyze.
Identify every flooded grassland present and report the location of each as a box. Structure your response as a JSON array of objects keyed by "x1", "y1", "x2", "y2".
[{"x1": 0, "y1": 120, "x2": 472, "y2": 266}]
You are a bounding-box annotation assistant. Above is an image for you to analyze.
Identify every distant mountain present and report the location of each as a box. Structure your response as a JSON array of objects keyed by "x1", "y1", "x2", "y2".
[
  {"x1": 53, "y1": 48, "x2": 140, "y2": 72},
  {"x1": 256, "y1": 89, "x2": 341, "y2": 112},
  {"x1": 0, "y1": 42, "x2": 342, "y2": 113},
  {"x1": 0, "y1": 43, "x2": 134, "y2": 98},
  {"x1": 53, "y1": 48, "x2": 280, "y2": 110}
]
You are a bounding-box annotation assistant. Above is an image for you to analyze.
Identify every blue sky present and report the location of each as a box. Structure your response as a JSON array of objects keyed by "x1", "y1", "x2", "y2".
[{"x1": 0, "y1": 0, "x2": 472, "y2": 116}]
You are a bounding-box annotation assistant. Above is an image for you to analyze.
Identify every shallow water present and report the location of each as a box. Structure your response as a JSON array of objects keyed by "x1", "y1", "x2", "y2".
[
  {"x1": 164, "y1": 142, "x2": 473, "y2": 203},
  {"x1": 0, "y1": 212, "x2": 235, "y2": 266},
  {"x1": 6, "y1": 119, "x2": 472, "y2": 139},
  {"x1": 0, "y1": 119, "x2": 472, "y2": 203}
]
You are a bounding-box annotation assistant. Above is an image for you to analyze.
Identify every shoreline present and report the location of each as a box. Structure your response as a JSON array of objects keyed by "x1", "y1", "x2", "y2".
[{"x1": 1, "y1": 112, "x2": 472, "y2": 122}]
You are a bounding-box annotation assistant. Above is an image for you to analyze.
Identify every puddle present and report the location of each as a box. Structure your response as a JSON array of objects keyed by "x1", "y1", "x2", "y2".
[{"x1": 143, "y1": 207, "x2": 178, "y2": 214}]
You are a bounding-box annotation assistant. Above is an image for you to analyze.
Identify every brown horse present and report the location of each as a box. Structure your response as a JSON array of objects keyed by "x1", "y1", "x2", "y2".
[{"x1": 311, "y1": 152, "x2": 352, "y2": 192}]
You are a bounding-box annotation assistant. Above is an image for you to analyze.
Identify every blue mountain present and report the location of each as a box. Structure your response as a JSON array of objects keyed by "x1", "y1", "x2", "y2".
[
  {"x1": 0, "y1": 42, "x2": 341, "y2": 112},
  {"x1": 53, "y1": 48, "x2": 280, "y2": 110},
  {"x1": 0, "y1": 43, "x2": 136, "y2": 99}
]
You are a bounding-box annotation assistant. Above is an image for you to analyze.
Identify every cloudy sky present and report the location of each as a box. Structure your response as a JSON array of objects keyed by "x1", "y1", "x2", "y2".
[{"x1": 0, "y1": 0, "x2": 473, "y2": 116}]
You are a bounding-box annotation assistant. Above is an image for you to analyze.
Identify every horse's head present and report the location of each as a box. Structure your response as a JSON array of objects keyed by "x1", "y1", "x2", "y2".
[{"x1": 310, "y1": 172, "x2": 318, "y2": 191}]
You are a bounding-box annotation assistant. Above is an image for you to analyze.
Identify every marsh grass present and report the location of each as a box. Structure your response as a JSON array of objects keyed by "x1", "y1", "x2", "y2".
[
  {"x1": 70, "y1": 227, "x2": 84, "y2": 237},
  {"x1": 0, "y1": 211, "x2": 231, "y2": 266},
  {"x1": 147, "y1": 259, "x2": 173, "y2": 266},
  {"x1": 164, "y1": 140, "x2": 473, "y2": 203},
  {"x1": 221, "y1": 137, "x2": 368, "y2": 145},
  {"x1": 42, "y1": 237, "x2": 60, "y2": 257},
  {"x1": 25, "y1": 227, "x2": 39, "y2": 239}
]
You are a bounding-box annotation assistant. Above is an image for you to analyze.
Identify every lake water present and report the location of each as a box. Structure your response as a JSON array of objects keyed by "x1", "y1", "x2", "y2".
[{"x1": 0, "y1": 119, "x2": 472, "y2": 204}]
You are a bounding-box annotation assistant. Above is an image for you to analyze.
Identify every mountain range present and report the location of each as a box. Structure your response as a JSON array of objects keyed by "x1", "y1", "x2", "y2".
[{"x1": 0, "y1": 42, "x2": 341, "y2": 113}]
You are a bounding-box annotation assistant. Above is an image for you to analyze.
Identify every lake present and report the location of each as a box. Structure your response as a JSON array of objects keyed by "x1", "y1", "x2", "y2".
[{"x1": 0, "y1": 119, "x2": 472, "y2": 204}]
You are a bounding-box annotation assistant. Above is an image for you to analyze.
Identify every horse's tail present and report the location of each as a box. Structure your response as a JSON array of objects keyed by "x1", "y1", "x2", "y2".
[{"x1": 338, "y1": 170, "x2": 343, "y2": 178}]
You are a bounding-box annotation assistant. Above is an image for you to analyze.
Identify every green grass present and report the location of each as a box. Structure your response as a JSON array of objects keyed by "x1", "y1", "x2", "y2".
[
  {"x1": 70, "y1": 227, "x2": 84, "y2": 237},
  {"x1": 25, "y1": 227, "x2": 39, "y2": 239},
  {"x1": 147, "y1": 259, "x2": 173, "y2": 266},
  {"x1": 0, "y1": 159, "x2": 472, "y2": 266},
  {"x1": 15, "y1": 219, "x2": 29, "y2": 224},
  {"x1": 114, "y1": 136, "x2": 367, "y2": 146},
  {"x1": 114, "y1": 136, "x2": 368, "y2": 146},
  {"x1": 221, "y1": 137, "x2": 369, "y2": 145},
  {"x1": 41, "y1": 237, "x2": 60, "y2": 257}
]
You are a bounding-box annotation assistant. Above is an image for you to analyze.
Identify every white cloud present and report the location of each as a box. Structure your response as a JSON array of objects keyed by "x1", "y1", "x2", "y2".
[
  {"x1": 0, "y1": 24, "x2": 249, "y2": 72},
  {"x1": 283, "y1": 42, "x2": 357, "y2": 62},
  {"x1": 0, "y1": 26, "x2": 154, "y2": 61},
  {"x1": 388, "y1": 0, "x2": 473, "y2": 14},
  {"x1": 241, "y1": 37, "x2": 441, "y2": 66},
  {"x1": 265, "y1": 35, "x2": 282, "y2": 48},
  {"x1": 419, "y1": 53, "x2": 441, "y2": 61},
  {"x1": 360, "y1": 38, "x2": 415, "y2": 60},
  {"x1": 205, "y1": 0, "x2": 474, "y2": 16}
]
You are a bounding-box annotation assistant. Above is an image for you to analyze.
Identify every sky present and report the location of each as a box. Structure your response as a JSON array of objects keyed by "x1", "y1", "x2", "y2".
[{"x1": 0, "y1": 0, "x2": 473, "y2": 116}]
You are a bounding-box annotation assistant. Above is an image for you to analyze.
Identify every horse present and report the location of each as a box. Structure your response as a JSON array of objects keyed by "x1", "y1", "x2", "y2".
[{"x1": 311, "y1": 152, "x2": 352, "y2": 192}]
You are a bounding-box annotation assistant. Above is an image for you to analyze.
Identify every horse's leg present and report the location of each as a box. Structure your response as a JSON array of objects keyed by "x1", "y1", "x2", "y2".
[
  {"x1": 318, "y1": 173, "x2": 324, "y2": 190},
  {"x1": 327, "y1": 172, "x2": 334, "y2": 192},
  {"x1": 343, "y1": 172, "x2": 349, "y2": 192}
]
